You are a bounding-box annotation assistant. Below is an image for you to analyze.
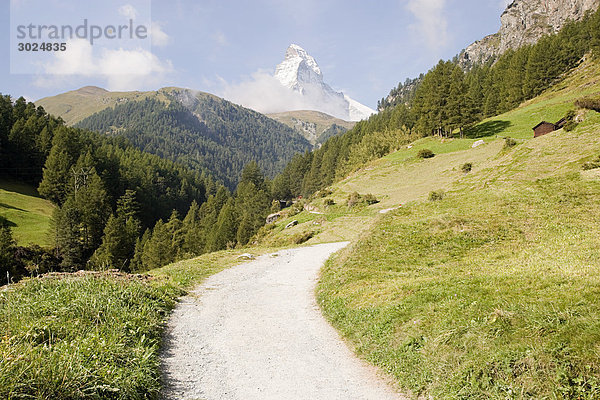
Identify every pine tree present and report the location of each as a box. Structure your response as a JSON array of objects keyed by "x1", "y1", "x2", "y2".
[
  {"x1": 236, "y1": 212, "x2": 254, "y2": 245},
  {"x1": 142, "y1": 219, "x2": 175, "y2": 270},
  {"x1": 38, "y1": 126, "x2": 81, "y2": 204},
  {"x1": 208, "y1": 199, "x2": 238, "y2": 251},
  {"x1": 0, "y1": 223, "x2": 17, "y2": 282},
  {"x1": 53, "y1": 198, "x2": 85, "y2": 270},
  {"x1": 182, "y1": 200, "x2": 204, "y2": 256},
  {"x1": 90, "y1": 214, "x2": 129, "y2": 270}
]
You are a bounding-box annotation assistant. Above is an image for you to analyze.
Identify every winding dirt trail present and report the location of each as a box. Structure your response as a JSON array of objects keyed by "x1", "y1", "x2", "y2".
[{"x1": 160, "y1": 242, "x2": 404, "y2": 400}]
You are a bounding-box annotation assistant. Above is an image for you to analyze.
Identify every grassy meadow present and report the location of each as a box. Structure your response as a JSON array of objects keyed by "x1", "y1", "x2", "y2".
[
  {"x1": 0, "y1": 180, "x2": 55, "y2": 247},
  {"x1": 316, "y1": 113, "x2": 600, "y2": 398}
]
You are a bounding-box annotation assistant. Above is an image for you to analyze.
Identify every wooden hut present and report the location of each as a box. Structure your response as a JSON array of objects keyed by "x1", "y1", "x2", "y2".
[{"x1": 532, "y1": 118, "x2": 566, "y2": 138}]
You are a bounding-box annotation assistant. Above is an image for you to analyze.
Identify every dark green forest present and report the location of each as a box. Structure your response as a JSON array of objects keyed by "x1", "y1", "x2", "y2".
[
  {"x1": 75, "y1": 90, "x2": 312, "y2": 189},
  {"x1": 271, "y1": 7, "x2": 600, "y2": 200},
  {"x1": 0, "y1": 96, "x2": 273, "y2": 282}
]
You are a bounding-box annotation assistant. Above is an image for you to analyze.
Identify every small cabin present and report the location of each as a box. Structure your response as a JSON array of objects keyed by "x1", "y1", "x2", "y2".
[{"x1": 532, "y1": 118, "x2": 565, "y2": 138}]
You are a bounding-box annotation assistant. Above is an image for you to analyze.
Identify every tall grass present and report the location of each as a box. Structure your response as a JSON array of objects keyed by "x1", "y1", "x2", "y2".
[{"x1": 0, "y1": 274, "x2": 182, "y2": 399}]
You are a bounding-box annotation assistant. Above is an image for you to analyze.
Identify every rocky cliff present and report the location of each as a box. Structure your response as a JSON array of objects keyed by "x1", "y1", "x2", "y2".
[{"x1": 459, "y1": 0, "x2": 600, "y2": 68}]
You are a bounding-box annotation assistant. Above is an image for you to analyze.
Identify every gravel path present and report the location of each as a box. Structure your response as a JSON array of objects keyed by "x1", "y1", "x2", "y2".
[{"x1": 160, "y1": 242, "x2": 404, "y2": 400}]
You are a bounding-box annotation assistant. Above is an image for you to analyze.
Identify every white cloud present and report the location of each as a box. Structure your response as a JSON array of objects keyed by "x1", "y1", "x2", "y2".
[
  {"x1": 36, "y1": 39, "x2": 173, "y2": 91},
  {"x1": 151, "y1": 21, "x2": 170, "y2": 47},
  {"x1": 118, "y1": 4, "x2": 138, "y2": 20},
  {"x1": 406, "y1": 0, "x2": 448, "y2": 51},
  {"x1": 220, "y1": 70, "x2": 312, "y2": 114},
  {"x1": 219, "y1": 70, "x2": 352, "y2": 120}
]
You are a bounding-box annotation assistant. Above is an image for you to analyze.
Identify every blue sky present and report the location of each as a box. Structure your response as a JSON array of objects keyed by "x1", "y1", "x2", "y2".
[{"x1": 1, "y1": 0, "x2": 510, "y2": 109}]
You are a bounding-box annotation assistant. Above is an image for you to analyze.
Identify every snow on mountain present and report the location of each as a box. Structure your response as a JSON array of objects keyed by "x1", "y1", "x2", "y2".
[{"x1": 274, "y1": 44, "x2": 375, "y2": 121}]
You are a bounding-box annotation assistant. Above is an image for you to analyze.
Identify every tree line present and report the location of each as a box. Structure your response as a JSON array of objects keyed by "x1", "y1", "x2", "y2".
[
  {"x1": 271, "y1": 7, "x2": 600, "y2": 201},
  {"x1": 0, "y1": 96, "x2": 273, "y2": 282}
]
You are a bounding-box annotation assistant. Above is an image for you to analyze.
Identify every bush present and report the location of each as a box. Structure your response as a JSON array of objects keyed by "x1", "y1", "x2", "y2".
[
  {"x1": 347, "y1": 192, "x2": 379, "y2": 208},
  {"x1": 575, "y1": 95, "x2": 600, "y2": 112},
  {"x1": 461, "y1": 163, "x2": 473, "y2": 173},
  {"x1": 504, "y1": 137, "x2": 517, "y2": 149},
  {"x1": 417, "y1": 149, "x2": 435, "y2": 159},
  {"x1": 324, "y1": 198, "x2": 335, "y2": 206},
  {"x1": 363, "y1": 194, "x2": 379, "y2": 205},
  {"x1": 290, "y1": 230, "x2": 315, "y2": 244},
  {"x1": 429, "y1": 190, "x2": 445, "y2": 201},
  {"x1": 318, "y1": 189, "x2": 333, "y2": 198},
  {"x1": 347, "y1": 192, "x2": 361, "y2": 208},
  {"x1": 270, "y1": 200, "x2": 282, "y2": 213},
  {"x1": 582, "y1": 156, "x2": 600, "y2": 170},
  {"x1": 563, "y1": 120, "x2": 578, "y2": 132}
]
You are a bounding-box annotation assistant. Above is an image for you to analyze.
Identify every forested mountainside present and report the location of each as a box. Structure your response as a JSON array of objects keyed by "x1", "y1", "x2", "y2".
[
  {"x1": 379, "y1": 0, "x2": 600, "y2": 111},
  {"x1": 0, "y1": 96, "x2": 277, "y2": 283},
  {"x1": 270, "y1": 6, "x2": 600, "y2": 201},
  {"x1": 40, "y1": 87, "x2": 311, "y2": 189}
]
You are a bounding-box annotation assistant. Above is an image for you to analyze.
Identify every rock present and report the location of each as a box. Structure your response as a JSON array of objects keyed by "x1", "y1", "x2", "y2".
[
  {"x1": 237, "y1": 253, "x2": 255, "y2": 260},
  {"x1": 472, "y1": 140, "x2": 485, "y2": 148},
  {"x1": 285, "y1": 220, "x2": 299, "y2": 229},
  {"x1": 459, "y1": 0, "x2": 600, "y2": 69},
  {"x1": 266, "y1": 213, "x2": 281, "y2": 224}
]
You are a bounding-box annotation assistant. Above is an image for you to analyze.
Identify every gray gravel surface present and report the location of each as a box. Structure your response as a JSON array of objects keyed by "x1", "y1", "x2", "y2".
[{"x1": 160, "y1": 242, "x2": 404, "y2": 400}]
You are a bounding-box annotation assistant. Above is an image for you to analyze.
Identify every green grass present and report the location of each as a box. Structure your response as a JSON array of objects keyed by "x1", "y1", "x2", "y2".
[
  {"x1": 0, "y1": 180, "x2": 55, "y2": 247},
  {"x1": 0, "y1": 273, "x2": 182, "y2": 399},
  {"x1": 0, "y1": 247, "x2": 276, "y2": 399},
  {"x1": 317, "y1": 118, "x2": 600, "y2": 398},
  {"x1": 470, "y1": 59, "x2": 600, "y2": 140}
]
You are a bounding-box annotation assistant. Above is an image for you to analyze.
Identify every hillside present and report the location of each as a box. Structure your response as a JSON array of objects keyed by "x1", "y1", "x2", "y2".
[
  {"x1": 254, "y1": 55, "x2": 600, "y2": 397},
  {"x1": 266, "y1": 110, "x2": 355, "y2": 145},
  {"x1": 0, "y1": 180, "x2": 54, "y2": 247},
  {"x1": 40, "y1": 87, "x2": 312, "y2": 188}
]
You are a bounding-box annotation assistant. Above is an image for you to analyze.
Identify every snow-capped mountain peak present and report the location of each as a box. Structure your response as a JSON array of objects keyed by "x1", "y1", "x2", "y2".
[
  {"x1": 275, "y1": 44, "x2": 323, "y2": 90},
  {"x1": 273, "y1": 44, "x2": 375, "y2": 121}
]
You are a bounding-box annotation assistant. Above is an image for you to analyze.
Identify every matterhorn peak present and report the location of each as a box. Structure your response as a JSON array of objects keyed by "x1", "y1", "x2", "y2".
[
  {"x1": 275, "y1": 44, "x2": 323, "y2": 91},
  {"x1": 273, "y1": 44, "x2": 375, "y2": 121}
]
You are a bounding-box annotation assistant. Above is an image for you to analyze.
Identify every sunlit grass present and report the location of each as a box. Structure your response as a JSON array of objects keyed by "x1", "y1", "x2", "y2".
[{"x1": 0, "y1": 179, "x2": 55, "y2": 247}]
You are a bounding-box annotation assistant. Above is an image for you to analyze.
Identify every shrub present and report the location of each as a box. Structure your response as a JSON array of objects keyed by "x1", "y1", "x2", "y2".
[
  {"x1": 319, "y1": 189, "x2": 333, "y2": 198},
  {"x1": 363, "y1": 194, "x2": 379, "y2": 205},
  {"x1": 429, "y1": 190, "x2": 445, "y2": 201},
  {"x1": 563, "y1": 120, "x2": 578, "y2": 132},
  {"x1": 582, "y1": 156, "x2": 600, "y2": 170},
  {"x1": 270, "y1": 200, "x2": 281, "y2": 213},
  {"x1": 347, "y1": 192, "x2": 361, "y2": 208},
  {"x1": 504, "y1": 137, "x2": 517, "y2": 149},
  {"x1": 417, "y1": 149, "x2": 435, "y2": 159},
  {"x1": 324, "y1": 198, "x2": 335, "y2": 206},
  {"x1": 461, "y1": 163, "x2": 473, "y2": 173},
  {"x1": 575, "y1": 95, "x2": 600, "y2": 112},
  {"x1": 290, "y1": 230, "x2": 315, "y2": 244}
]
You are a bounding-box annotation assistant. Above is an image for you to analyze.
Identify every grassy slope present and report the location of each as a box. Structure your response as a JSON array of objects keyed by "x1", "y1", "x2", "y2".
[
  {"x1": 310, "y1": 62, "x2": 600, "y2": 397},
  {"x1": 34, "y1": 86, "x2": 184, "y2": 126},
  {"x1": 0, "y1": 247, "x2": 273, "y2": 399},
  {"x1": 0, "y1": 180, "x2": 55, "y2": 247},
  {"x1": 472, "y1": 58, "x2": 600, "y2": 140}
]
